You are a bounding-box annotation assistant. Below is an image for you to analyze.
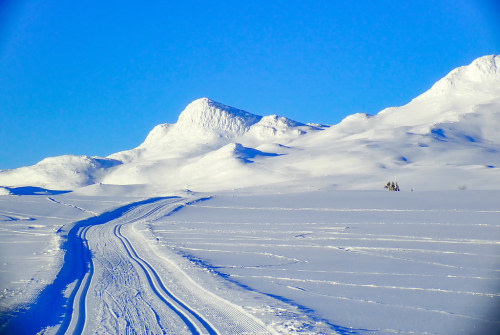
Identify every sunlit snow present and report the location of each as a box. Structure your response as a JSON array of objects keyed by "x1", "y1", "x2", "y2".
[{"x1": 0, "y1": 56, "x2": 499, "y2": 334}]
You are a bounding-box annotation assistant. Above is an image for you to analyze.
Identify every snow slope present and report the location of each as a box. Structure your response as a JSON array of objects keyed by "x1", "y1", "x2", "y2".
[
  {"x1": 0, "y1": 156, "x2": 122, "y2": 191},
  {"x1": 101, "y1": 98, "x2": 322, "y2": 190},
  {"x1": 1, "y1": 55, "x2": 499, "y2": 191}
]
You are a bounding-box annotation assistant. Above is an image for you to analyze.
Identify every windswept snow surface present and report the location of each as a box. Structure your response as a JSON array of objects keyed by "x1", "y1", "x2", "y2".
[
  {"x1": 0, "y1": 188, "x2": 498, "y2": 334},
  {"x1": 0, "y1": 191, "x2": 336, "y2": 334},
  {"x1": 149, "y1": 188, "x2": 500, "y2": 334}
]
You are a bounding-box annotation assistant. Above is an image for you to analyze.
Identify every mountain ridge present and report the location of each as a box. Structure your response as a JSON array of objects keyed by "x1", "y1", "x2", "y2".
[{"x1": 1, "y1": 55, "x2": 499, "y2": 191}]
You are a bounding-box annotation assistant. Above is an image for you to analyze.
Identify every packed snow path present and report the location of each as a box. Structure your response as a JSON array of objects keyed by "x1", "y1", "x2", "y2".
[{"x1": 2, "y1": 197, "x2": 273, "y2": 334}]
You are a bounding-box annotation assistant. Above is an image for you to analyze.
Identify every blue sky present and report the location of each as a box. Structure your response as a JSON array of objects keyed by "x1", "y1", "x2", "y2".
[{"x1": 1, "y1": 0, "x2": 499, "y2": 169}]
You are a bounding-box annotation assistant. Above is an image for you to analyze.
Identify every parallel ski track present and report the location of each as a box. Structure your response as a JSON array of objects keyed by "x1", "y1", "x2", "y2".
[
  {"x1": 61, "y1": 225, "x2": 94, "y2": 335},
  {"x1": 114, "y1": 223, "x2": 218, "y2": 335},
  {"x1": 58, "y1": 197, "x2": 218, "y2": 335},
  {"x1": 54, "y1": 225, "x2": 93, "y2": 335}
]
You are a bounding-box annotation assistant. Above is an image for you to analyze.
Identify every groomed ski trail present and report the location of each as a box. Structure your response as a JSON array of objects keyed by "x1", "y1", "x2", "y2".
[
  {"x1": 1, "y1": 197, "x2": 276, "y2": 335},
  {"x1": 113, "y1": 224, "x2": 217, "y2": 335},
  {"x1": 73, "y1": 197, "x2": 274, "y2": 334}
]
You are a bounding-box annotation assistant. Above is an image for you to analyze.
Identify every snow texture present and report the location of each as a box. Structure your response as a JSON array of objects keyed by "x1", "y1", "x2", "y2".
[{"x1": 0, "y1": 188, "x2": 498, "y2": 334}]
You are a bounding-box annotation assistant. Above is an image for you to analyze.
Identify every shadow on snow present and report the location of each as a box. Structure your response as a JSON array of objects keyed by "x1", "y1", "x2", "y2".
[{"x1": 3, "y1": 186, "x2": 71, "y2": 196}]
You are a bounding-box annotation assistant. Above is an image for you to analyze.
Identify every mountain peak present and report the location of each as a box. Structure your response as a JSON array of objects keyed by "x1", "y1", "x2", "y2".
[
  {"x1": 420, "y1": 55, "x2": 500, "y2": 98},
  {"x1": 184, "y1": 97, "x2": 217, "y2": 109},
  {"x1": 176, "y1": 98, "x2": 262, "y2": 137},
  {"x1": 468, "y1": 55, "x2": 499, "y2": 76}
]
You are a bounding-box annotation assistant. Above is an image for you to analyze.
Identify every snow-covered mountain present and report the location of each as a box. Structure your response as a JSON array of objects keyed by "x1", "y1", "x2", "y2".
[
  {"x1": 98, "y1": 98, "x2": 324, "y2": 190},
  {"x1": 0, "y1": 156, "x2": 122, "y2": 191},
  {"x1": 1, "y1": 55, "x2": 499, "y2": 191}
]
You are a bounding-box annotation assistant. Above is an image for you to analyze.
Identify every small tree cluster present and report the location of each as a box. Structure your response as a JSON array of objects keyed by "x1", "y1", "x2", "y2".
[{"x1": 384, "y1": 181, "x2": 400, "y2": 191}]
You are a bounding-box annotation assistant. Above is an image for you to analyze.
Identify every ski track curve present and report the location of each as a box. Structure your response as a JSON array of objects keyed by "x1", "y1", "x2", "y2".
[
  {"x1": 86, "y1": 198, "x2": 277, "y2": 335},
  {"x1": 64, "y1": 225, "x2": 94, "y2": 335},
  {"x1": 0, "y1": 197, "x2": 175, "y2": 335},
  {"x1": 114, "y1": 224, "x2": 217, "y2": 335},
  {"x1": 1, "y1": 196, "x2": 281, "y2": 334}
]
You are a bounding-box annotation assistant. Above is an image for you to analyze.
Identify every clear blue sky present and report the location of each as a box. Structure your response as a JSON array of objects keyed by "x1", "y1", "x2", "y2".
[{"x1": 1, "y1": 0, "x2": 499, "y2": 169}]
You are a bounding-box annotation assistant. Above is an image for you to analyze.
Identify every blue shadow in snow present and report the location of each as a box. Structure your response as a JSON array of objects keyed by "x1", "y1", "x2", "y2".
[
  {"x1": 431, "y1": 128, "x2": 447, "y2": 141},
  {"x1": 233, "y1": 144, "x2": 282, "y2": 164},
  {"x1": 177, "y1": 251, "x2": 372, "y2": 335},
  {"x1": 4, "y1": 186, "x2": 71, "y2": 196},
  {"x1": 463, "y1": 135, "x2": 478, "y2": 143},
  {"x1": 238, "y1": 147, "x2": 281, "y2": 159},
  {"x1": 0, "y1": 196, "x2": 177, "y2": 335}
]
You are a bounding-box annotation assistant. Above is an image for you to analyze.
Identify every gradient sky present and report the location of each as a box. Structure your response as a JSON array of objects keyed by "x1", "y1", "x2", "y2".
[{"x1": 1, "y1": 0, "x2": 499, "y2": 169}]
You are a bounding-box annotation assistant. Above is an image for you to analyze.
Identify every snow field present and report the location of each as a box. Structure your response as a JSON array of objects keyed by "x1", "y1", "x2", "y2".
[
  {"x1": 1, "y1": 194, "x2": 319, "y2": 334},
  {"x1": 0, "y1": 189, "x2": 499, "y2": 334},
  {"x1": 127, "y1": 200, "x2": 335, "y2": 334},
  {"x1": 149, "y1": 189, "x2": 500, "y2": 334},
  {"x1": 0, "y1": 192, "x2": 150, "y2": 332},
  {"x1": 0, "y1": 195, "x2": 92, "y2": 316}
]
